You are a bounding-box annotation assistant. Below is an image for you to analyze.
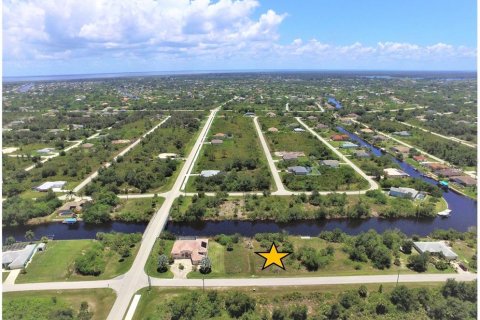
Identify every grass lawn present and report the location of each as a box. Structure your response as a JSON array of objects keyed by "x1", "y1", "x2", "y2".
[
  {"x1": 185, "y1": 236, "x2": 455, "y2": 279},
  {"x1": 145, "y1": 239, "x2": 175, "y2": 278},
  {"x1": 132, "y1": 282, "x2": 444, "y2": 320},
  {"x1": 450, "y1": 240, "x2": 476, "y2": 271},
  {"x1": 3, "y1": 289, "x2": 116, "y2": 320},
  {"x1": 16, "y1": 239, "x2": 140, "y2": 283},
  {"x1": 3, "y1": 272, "x2": 9, "y2": 282}
]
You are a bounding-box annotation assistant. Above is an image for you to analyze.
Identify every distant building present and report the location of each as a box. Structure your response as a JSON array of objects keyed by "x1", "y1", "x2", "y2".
[
  {"x1": 393, "y1": 131, "x2": 411, "y2": 137},
  {"x1": 354, "y1": 150, "x2": 370, "y2": 158},
  {"x1": 288, "y1": 166, "x2": 311, "y2": 175},
  {"x1": 57, "y1": 200, "x2": 88, "y2": 215},
  {"x1": 213, "y1": 133, "x2": 227, "y2": 139},
  {"x1": 37, "y1": 148, "x2": 54, "y2": 154},
  {"x1": 320, "y1": 160, "x2": 340, "y2": 168},
  {"x1": 450, "y1": 175, "x2": 477, "y2": 187},
  {"x1": 372, "y1": 135, "x2": 388, "y2": 141},
  {"x1": 282, "y1": 153, "x2": 298, "y2": 161},
  {"x1": 266, "y1": 112, "x2": 276, "y2": 117},
  {"x1": 244, "y1": 112, "x2": 255, "y2": 117},
  {"x1": 413, "y1": 242, "x2": 458, "y2": 260},
  {"x1": 384, "y1": 168, "x2": 409, "y2": 178},
  {"x1": 413, "y1": 155, "x2": 427, "y2": 162},
  {"x1": 307, "y1": 116, "x2": 317, "y2": 121},
  {"x1": 340, "y1": 142, "x2": 359, "y2": 149},
  {"x1": 423, "y1": 162, "x2": 449, "y2": 171},
  {"x1": 171, "y1": 239, "x2": 208, "y2": 265},
  {"x1": 34, "y1": 181, "x2": 66, "y2": 192},
  {"x1": 390, "y1": 145, "x2": 410, "y2": 154},
  {"x1": 389, "y1": 187, "x2": 418, "y2": 199},
  {"x1": 112, "y1": 139, "x2": 130, "y2": 144},
  {"x1": 331, "y1": 134, "x2": 349, "y2": 141},
  {"x1": 293, "y1": 128, "x2": 305, "y2": 132},
  {"x1": 360, "y1": 128, "x2": 374, "y2": 134},
  {"x1": 435, "y1": 168, "x2": 463, "y2": 178},
  {"x1": 315, "y1": 123, "x2": 329, "y2": 130},
  {"x1": 267, "y1": 127, "x2": 278, "y2": 133},
  {"x1": 211, "y1": 139, "x2": 223, "y2": 145},
  {"x1": 200, "y1": 170, "x2": 221, "y2": 178}
]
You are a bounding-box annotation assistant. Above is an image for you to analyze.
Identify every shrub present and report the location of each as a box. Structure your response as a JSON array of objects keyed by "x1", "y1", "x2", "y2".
[{"x1": 75, "y1": 246, "x2": 105, "y2": 276}]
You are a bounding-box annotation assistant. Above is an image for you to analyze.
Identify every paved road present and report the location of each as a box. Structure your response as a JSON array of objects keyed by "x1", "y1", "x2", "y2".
[
  {"x1": 366, "y1": 106, "x2": 429, "y2": 113},
  {"x1": 150, "y1": 272, "x2": 477, "y2": 288},
  {"x1": 315, "y1": 102, "x2": 325, "y2": 112},
  {"x1": 24, "y1": 140, "x2": 83, "y2": 172},
  {"x1": 73, "y1": 116, "x2": 171, "y2": 193},
  {"x1": 352, "y1": 119, "x2": 450, "y2": 166},
  {"x1": 4, "y1": 111, "x2": 474, "y2": 320},
  {"x1": 296, "y1": 118, "x2": 379, "y2": 192},
  {"x1": 4, "y1": 272, "x2": 475, "y2": 293},
  {"x1": 105, "y1": 108, "x2": 219, "y2": 320},
  {"x1": 398, "y1": 121, "x2": 476, "y2": 149},
  {"x1": 253, "y1": 116, "x2": 288, "y2": 194},
  {"x1": 180, "y1": 108, "x2": 220, "y2": 190}
]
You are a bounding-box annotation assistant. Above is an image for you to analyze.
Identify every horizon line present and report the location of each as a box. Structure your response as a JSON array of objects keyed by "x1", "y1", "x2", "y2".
[{"x1": 3, "y1": 68, "x2": 477, "y2": 82}]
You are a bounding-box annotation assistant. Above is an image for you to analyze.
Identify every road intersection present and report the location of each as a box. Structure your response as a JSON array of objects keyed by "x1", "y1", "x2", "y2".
[{"x1": 2, "y1": 108, "x2": 474, "y2": 320}]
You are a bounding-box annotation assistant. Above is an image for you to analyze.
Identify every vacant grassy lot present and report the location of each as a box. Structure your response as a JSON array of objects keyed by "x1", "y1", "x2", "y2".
[
  {"x1": 3, "y1": 289, "x2": 115, "y2": 320},
  {"x1": 132, "y1": 282, "x2": 445, "y2": 320},
  {"x1": 194, "y1": 114, "x2": 267, "y2": 171},
  {"x1": 188, "y1": 113, "x2": 272, "y2": 192},
  {"x1": 186, "y1": 236, "x2": 455, "y2": 279},
  {"x1": 260, "y1": 116, "x2": 335, "y2": 157},
  {"x1": 112, "y1": 197, "x2": 164, "y2": 222},
  {"x1": 16, "y1": 239, "x2": 139, "y2": 283}
]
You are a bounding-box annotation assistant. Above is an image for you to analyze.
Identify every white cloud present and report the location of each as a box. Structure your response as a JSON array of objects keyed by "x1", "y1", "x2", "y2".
[{"x1": 2, "y1": 0, "x2": 476, "y2": 73}]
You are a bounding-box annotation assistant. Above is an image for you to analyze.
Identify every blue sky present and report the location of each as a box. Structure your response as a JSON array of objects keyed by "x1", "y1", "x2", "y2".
[{"x1": 3, "y1": 0, "x2": 477, "y2": 76}]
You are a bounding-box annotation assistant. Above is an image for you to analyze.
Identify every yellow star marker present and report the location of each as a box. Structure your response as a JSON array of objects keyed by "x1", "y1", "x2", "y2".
[{"x1": 255, "y1": 243, "x2": 291, "y2": 270}]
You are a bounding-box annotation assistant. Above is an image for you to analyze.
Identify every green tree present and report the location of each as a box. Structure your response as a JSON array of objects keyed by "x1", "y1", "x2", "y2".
[
  {"x1": 25, "y1": 230, "x2": 35, "y2": 243},
  {"x1": 78, "y1": 301, "x2": 93, "y2": 320},
  {"x1": 200, "y1": 256, "x2": 212, "y2": 274},
  {"x1": 5, "y1": 236, "x2": 15, "y2": 246},
  {"x1": 407, "y1": 252, "x2": 429, "y2": 272},
  {"x1": 290, "y1": 305, "x2": 307, "y2": 320},
  {"x1": 224, "y1": 291, "x2": 255, "y2": 318},
  {"x1": 390, "y1": 285, "x2": 416, "y2": 312},
  {"x1": 158, "y1": 254, "x2": 169, "y2": 273}
]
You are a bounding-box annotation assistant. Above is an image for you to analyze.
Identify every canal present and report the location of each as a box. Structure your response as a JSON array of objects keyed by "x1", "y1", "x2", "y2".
[{"x1": 3, "y1": 128, "x2": 476, "y2": 241}]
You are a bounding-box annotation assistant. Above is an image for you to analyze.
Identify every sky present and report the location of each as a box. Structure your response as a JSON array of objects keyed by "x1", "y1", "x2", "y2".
[{"x1": 3, "y1": 0, "x2": 477, "y2": 76}]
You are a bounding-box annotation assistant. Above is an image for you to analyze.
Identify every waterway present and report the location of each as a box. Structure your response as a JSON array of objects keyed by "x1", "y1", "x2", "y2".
[{"x1": 3, "y1": 128, "x2": 476, "y2": 241}]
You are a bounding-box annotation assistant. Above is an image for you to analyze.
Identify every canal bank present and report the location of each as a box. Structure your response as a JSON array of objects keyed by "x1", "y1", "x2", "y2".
[{"x1": 3, "y1": 128, "x2": 476, "y2": 241}]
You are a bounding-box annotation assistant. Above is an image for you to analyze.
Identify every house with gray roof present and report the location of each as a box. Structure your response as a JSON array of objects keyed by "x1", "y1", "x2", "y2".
[
  {"x1": 320, "y1": 160, "x2": 340, "y2": 168},
  {"x1": 413, "y1": 242, "x2": 458, "y2": 260},
  {"x1": 200, "y1": 170, "x2": 221, "y2": 178},
  {"x1": 2, "y1": 244, "x2": 37, "y2": 270},
  {"x1": 288, "y1": 166, "x2": 311, "y2": 175}
]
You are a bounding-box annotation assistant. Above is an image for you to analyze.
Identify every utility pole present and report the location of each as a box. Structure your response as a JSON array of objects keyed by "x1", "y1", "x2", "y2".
[
  {"x1": 202, "y1": 274, "x2": 205, "y2": 292},
  {"x1": 396, "y1": 270, "x2": 400, "y2": 286}
]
